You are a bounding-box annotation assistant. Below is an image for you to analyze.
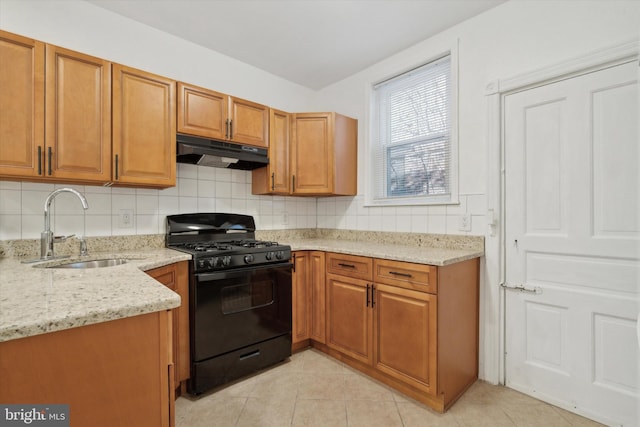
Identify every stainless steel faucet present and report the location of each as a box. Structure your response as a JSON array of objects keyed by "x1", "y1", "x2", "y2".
[{"x1": 41, "y1": 188, "x2": 89, "y2": 260}]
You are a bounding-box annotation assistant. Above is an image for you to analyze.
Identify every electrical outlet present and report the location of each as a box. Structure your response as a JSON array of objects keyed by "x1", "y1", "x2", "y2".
[
  {"x1": 458, "y1": 213, "x2": 471, "y2": 232},
  {"x1": 119, "y1": 209, "x2": 134, "y2": 228}
]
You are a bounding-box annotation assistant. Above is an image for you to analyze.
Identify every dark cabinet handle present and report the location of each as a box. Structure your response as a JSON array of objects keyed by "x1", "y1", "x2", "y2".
[
  {"x1": 292, "y1": 175, "x2": 295, "y2": 191},
  {"x1": 366, "y1": 284, "x2": 370, "y2": 307},
  {"x1": 271, "y1": 172, "x2": 275, "y2": 191},
  {"x1": 229, "y1": 119, "x2": 233, "y2": 139},
  {"x1": 292, "y1": 253, "x2": 296, "y2": 273},
  {"x1": 115, "y1": 154, "x2": 119, "y2": 180},
  {"x1": 371, "y1": 285, "x2": 376, "y2": 307},
  {"x1": 338, "y1": 263, "x2": 356, "y2": 269},
  {"x1": 47, "y1": 147, "x2": 52, "y2": 175},
  {"x1": 225, "y1": 119, "x2": 229, "y2": 139},
  {"x1": 390, "y1": 271, "x2": 413, "y2": 278},
  {"x1": 37, "y1": 146, "x2": 42, "y2": 175}
]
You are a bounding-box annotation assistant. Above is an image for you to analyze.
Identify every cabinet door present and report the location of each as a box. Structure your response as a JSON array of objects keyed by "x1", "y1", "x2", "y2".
[
  {"x1": 309, "y1": 251, "x2": 326, "y2": 343},
  {"x1": 228, "y1": 96, "x2": 268, "y2": 147},
  {"x1": 177, "y1": 82, "x2": 227, "y2": 140},
  {"x1": 326, "y1": 273, "x2": 372, "y2": 365},
  {"x1": 45, "y1": 45, "x2": 111, "y2": 182},
  {"x1": 0, "y1": 31, "x2": 44, "y2": 178},
  {"x1": 292, "y1": 251, "x2": 310, "y2": 343},
  {"x1": 112, "y1": 64, "x2": 176, "y2": 188},
  {"x1": 374, "y1": 283, "x2": 437, "y2": 395},
  {"x1": 252, "y1": 109, "x2": 290, "y2": 195},
  {"x1": 146, "y1": 262, "x2": 190, "y2": 387},
  {"x1": 0, "y1": 312, "x2": 173, "y2": 427},
  {"x1": 291, "y1": 113, "x2": 334, "y2": 194}
]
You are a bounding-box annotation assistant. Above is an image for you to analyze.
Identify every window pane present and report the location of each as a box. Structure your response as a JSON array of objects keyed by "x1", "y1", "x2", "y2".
[
  {"x1": 371, "y1": 55, "x2": 451, "y2": 203},
  {"x1": 387, "y1": 137, "x2": 448, "y2": 197}
]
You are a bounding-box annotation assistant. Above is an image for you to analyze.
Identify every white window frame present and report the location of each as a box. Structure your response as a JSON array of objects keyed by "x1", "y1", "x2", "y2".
[{"x1": 364, "y1": 45, "x2": 459, "y2": 207}]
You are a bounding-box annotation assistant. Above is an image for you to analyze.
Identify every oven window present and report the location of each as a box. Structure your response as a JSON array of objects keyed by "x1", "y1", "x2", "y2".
[{"x1": 220, "y1": 280, "x2": 274, "y2": 314}]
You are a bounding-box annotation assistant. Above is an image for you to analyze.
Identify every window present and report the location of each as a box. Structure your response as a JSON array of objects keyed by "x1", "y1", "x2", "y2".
[{"x1": 368, "y1": 54, "x2": 456, "y2": 206}]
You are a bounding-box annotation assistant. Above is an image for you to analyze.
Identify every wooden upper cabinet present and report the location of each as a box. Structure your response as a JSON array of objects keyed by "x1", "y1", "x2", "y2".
[
  {"x1": 45, "y1": 45, "x2": 111, "y2": 182},
  {"x1": 177, "y1": 82, "x2": 227, "y2": 140},
  {"x1": 252, "y1": 109, "x2": 290, "y2": 195},
  {"x1": 177, "y1": 81, "x2": 268, "y2": 148},
  {"x1": 290, "y1": 112, "x2": 357, "y2": 196},
  {"x1": 228, "y1": 96, "x2": 268, "y2": 147},
  {"x1": 0, "y1": 30, "x2": 44, "y2": 178},
  {"x1": 112, "y1": 64, "x2": 176, "y2": 188}
]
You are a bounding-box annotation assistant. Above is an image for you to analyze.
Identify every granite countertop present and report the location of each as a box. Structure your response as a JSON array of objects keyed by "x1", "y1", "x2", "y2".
[
  {"x1": 0, "y1": 229, "x2": 483, "y2": 344},
  {"x1": 280, "y1": 238, "x2": 483, "y2": 266},
  {"x1": 0, "y1": 248, "x2": 191, "y2": 343}
]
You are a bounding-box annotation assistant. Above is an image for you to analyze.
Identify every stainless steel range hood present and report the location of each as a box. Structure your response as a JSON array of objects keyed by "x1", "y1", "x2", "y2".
[{"x1": 176, "y1": 133, "x2": 268, "y2": 170}]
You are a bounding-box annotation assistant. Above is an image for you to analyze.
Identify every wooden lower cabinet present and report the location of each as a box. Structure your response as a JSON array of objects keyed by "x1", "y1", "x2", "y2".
[
  {"x1": 292, "y1": 251, "x2": 311, "y2": 345},
  {"x1": 325, "y1": 273, "x2": 372, "y2": 365},
  {"x1": 374, "y1": 284, "x2": 437, "y2": 395},
  {"x1": 146, "y1": 261, "x2": 190, "y2": 392},
  {"x1": 320, "y1": 252, "x2": 479, "y2": 413},
  {"x1": 0, "y1": 311, "x2": 174, "y2": 427},
  {"x1": 292, "y1": 251, "x2": 325, "y2": 351}
]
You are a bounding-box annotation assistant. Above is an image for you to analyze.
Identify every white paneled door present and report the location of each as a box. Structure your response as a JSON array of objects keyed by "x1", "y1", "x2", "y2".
[{"x1": 504, "y1": 60, "x2": 639, "y2": 426}]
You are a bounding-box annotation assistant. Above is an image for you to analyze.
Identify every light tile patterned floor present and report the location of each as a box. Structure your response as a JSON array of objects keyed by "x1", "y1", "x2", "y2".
[{"x1": 176, "y1": 349, "x2": 603, "y2": 427}]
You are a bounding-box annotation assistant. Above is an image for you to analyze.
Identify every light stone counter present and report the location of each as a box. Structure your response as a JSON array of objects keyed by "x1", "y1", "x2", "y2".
[
  {"x1": 256, "y1": 229, "x2": 485, "y2": 266},
  {"x1": 283, "y1": 238, "x2": 482, "y2": 266},
  {"x1": 0, "y1": 248, "x2": 191, "y2": 343}
]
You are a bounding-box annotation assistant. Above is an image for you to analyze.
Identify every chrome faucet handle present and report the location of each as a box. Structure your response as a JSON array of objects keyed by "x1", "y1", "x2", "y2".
[
  {"x1": 53, "y1": 234, "x2": 75, "y2": 242},
  {"x1": 79, "y1": 238, "x2": 88, "y2": 257}
]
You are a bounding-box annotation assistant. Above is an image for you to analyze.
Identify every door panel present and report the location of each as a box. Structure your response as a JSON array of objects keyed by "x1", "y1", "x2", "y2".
[
  {"x1": 0, "y1": 31, "x2": 44, "y2": 177},
  {"x1": 45, "y1": 45, "x2": 111, "y2": 181},
  {"x1": 326, "y1": 273, "x2": 372, "y2": 365},
  {"x1": 504, "y1": 61, "x2": 639, "y2": 426}
]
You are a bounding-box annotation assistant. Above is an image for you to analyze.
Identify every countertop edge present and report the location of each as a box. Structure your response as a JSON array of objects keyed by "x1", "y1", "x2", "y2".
[
  {"x1": 286, "y1": 239, "x2": 484, "y2": 266},
  {"x1": 0, "y1": 249, "x2": 191, "y2": 343}
]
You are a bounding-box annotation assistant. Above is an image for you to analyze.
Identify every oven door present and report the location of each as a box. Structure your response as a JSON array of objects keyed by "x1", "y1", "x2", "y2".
[{"x1": 191, "y1": 262, "x2": 292, "y2": 362}]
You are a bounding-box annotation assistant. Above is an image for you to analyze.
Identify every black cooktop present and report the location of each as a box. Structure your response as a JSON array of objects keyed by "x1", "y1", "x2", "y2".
[{"x1": 166, "y1": 213, "x2": 291, "y2": 272}]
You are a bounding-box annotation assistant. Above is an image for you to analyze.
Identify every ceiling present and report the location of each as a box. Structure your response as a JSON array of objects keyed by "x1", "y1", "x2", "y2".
[{"x1": 86, "y1": 0, "x2": 506, "y2": 90}]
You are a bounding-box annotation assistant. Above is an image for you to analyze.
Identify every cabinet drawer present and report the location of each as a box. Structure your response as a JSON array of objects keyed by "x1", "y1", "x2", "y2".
[
  {"x1": 326, "y1": 252, "x2": 372, "y2": 281},
  {"x1": 373, "y1": 259, "x2": 437, "y2": 294}
]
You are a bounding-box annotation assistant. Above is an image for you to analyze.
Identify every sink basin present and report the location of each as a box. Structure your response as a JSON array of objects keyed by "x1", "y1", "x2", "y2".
[{"x1": 47, "y1": 258, "x2": 129, "y2": 269}]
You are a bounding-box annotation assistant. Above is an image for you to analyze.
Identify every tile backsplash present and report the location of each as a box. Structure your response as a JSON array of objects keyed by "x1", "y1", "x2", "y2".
[
  {"x1": 0, "y1": 164, "x2": 487, "y2": 240},
  {"x1": 0, "y1": 164, "x2": 317, "y2": 240}
]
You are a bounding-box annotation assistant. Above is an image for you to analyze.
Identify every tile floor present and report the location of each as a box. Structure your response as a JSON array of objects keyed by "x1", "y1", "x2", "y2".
[{"x1": 175, "y1": 349, "x2": 603, "y2": 427}]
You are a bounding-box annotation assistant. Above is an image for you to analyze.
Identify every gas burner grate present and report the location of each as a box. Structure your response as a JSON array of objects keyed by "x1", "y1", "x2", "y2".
[{"x1": 224, "y1": 240, "x2": 280, "y2": 248}]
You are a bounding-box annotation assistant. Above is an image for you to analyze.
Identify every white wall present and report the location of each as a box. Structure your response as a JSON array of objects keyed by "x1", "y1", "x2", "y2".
[
  {"x1": 311, "y1": 0, "x2": 639, "y2": 383},
  {"x1": 313, "y1": 0, "x2": 640, "y2": 236}
]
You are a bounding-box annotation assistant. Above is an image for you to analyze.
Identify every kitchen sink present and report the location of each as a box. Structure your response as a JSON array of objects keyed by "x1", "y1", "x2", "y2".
[{"x1": 46, "y1": 258, "x2": 129, "y2": 269}]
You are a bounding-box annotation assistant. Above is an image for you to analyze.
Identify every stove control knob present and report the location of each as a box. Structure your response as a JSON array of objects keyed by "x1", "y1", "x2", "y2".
[
  {"x1": 244, "y1": 254, "x2": 254, "y2": 264},
  {"x1": 265, "y1": 251, "x2": 274, "y2": 260},
  {"x1": 197, "y1": 259, "x2": 207, "y2": 269},
  {"x1": 209, "y1": 257, "x2": 218, "y2": 268},
  {"x1": 221, "y1": 256, "x2": 231, "y2": 267},
  {"x1": 275, "y1": 251, "x2": 284, "y2": 260}
]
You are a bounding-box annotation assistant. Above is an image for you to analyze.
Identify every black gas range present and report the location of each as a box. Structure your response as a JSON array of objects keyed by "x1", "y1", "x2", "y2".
[
  {"x1": 166, "y1": 213, "x2": 291, "y2": 272},
  {"x1": 165, "y1": 213, "x2": 293, "y2": 395}
]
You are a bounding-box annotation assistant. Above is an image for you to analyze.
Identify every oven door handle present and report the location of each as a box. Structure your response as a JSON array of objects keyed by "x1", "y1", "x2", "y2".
[{"x1": 196, "y1": 263, "x2": 293, "y2": 282}]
